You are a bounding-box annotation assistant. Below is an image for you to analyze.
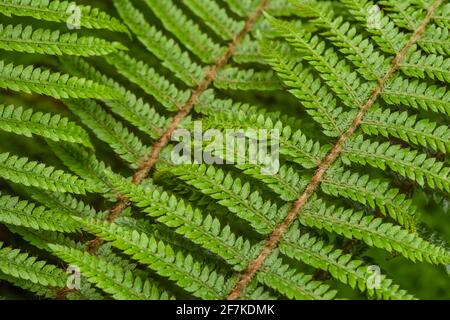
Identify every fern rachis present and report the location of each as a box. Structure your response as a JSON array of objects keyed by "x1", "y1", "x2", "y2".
[{"x1": 0, "y1": 0, "x2": 448, "y2": 301}]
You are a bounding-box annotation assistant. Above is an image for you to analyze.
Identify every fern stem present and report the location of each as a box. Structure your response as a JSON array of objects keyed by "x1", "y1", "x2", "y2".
[
  {"x1": 227, "y1": 0, "x2": 444, "y2": 300},
  {"x1": 67, "y1": 0, "x2": 273, "y2": 287},
  {"x1": 100, "y1": 0, "x2": 271, "y2": 224}
]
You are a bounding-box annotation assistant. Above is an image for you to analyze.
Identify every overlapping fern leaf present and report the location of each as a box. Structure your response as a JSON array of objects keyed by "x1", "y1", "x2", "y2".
[{"x1": 0, "y1": 0, "x2": 448, "y2": 301}]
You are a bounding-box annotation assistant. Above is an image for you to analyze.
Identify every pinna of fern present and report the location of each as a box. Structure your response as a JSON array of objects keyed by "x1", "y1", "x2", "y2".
[{"x1": 0, "y1": 0, "x2": 448, "y2": 301}]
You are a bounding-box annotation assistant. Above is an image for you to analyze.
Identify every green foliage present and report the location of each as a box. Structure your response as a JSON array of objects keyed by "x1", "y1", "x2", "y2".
[
  {"x1": 0, "y1": 0, "x2": 448, "y2": 301},
  {"x1": 0, "y1": 0, "x2": 129, "y2": 34},
  {"x1": 0, "y1": 104, "x2": 92, "y2": 147},
  {"x1": 0, "y1": 61, "x2": 117, "y2": 99},
  {"x1": 0, "y1": 24, "x2": 125, "y2": 56},
  {"x1": 0, "y1": 242, "x2": 67, "y2": 287},
  {"x1": 48, "y1": 244, "x2": 172, "y2": 300}
]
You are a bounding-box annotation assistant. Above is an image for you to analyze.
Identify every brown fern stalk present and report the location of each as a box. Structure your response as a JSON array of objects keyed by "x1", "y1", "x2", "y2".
[
  {"x1": 56, "y1": 1, "x2": 272, "y2": 298},
  {"x1": 87, "y1": 0, "x2": 271, "y2": 246},
  {"x1": 227, "y1": 0, "x2": 443, "y2": 300}
]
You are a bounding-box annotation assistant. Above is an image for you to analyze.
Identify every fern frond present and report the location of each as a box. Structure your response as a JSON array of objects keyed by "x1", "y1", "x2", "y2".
[
  {"x1": 240, "y1": 281, "x2": 278, "y2": 300},
  {"x1": 15, "y1": 223, "x2": 172, "y2": 300},
  {"x1": 262, "y1": 42, "x2": 348, "y2": 137},
  {"x1": 61, "y1": 57, "x2": 170, "y2": 139},
  {"x1": 0, "y1": 0, "x2": 448, "y2": 302},
  {"x1": 105, "y1": 52, "x2": 190, "y2": 112},
  {"x1": 0, "y1": 271, "x2": 60, "y2": 299},
  {"x1": 6, "y1": 226, "x2": 106, "y2": 300},
  {"x1": 419, "y1": 25, "x2": 450, "y2": 56},
  {"x1": 291, "y1": 0, "x2": 390, "y2": 80},
  {"x1": 144, "y1": 0, "x2": 225, "y2": 63},
  {"x1": 234, "y1": 37, "x2": 268, "y2": 64},
  {"x1": 107, "y1": 174, "x2": 254, "y2": 271},
  {"x1": 0, "y1": 104, "x2": 92, "y2": 148},
  {"x1": 0, "y1": 193, "x2": 78, "y2": 232},
  {"x1": 433, "y1": 2, "x2": 450, "y2": 28},
  {"x1": 112, "y1": 0, "x2": 204, "y2": 87},
  {"x1": 382, "y1": 76, "x2": 450, "y2": 115},
  {"x1": 268, "y1": 16, "x2": 373, "y2": 109},
  {"x1": 0, "y1": 61, "x2": 117, "y2": 99},
  {"x1": 257, "y1": 252, "x2": 337, "y2": 300},
  {"x1": 73, "y1": 218, "x2": 232, "y2": 300},
  {"x1": 26, "y1": 188, "x2": 107, "y2": 220},
  {"x1": 235, "y1": 162, "x2": 307, "y2": 202},
  {"x1": 280, "y1": 223, "x2": 416, "y2": 300},
  {"x1": 63, "y1": 99, "x2": 151, "y2": 168},
  {"x1": 0, "y1": 152, "x2": 94, "y2": 194},
  {"x1": 301, "y1": 197, "x2": 450, "y2": 265},
  {"x1": 48, "y1": 244, "x2": 171, "y2": 300},
  {"x1": 341, "y1": 0, "x2": 409, "y2": 54},
  {"x1": 215, "y1": 67, "x2": 282, "y2": 91},
  {"x1": 401, "y1": 50, "x2": 450, "y2": 84},
  {"x1": 200, "y1": 107, "x2": 327, "y2": 168},
  {"x1": 47, "y1": 142, "x2": 118, "y2": 195},
  {"x1": 223, "y1": 0, "x2": 259, "y2": 17},
  {"x1": 161, "y1": 163, "x2": 288, "y2": 235},
  {"x1": 0, "y1": 242, "x2": 67, "y2": 287},
  {"x1": 343, "y1": 135, "x2": 450, "y2": 192},
  {"x1": 322, "y1": 166, "x2": 417, "y2": 228},
  {"x1": 184, "y1": 0, "x2": 243, "y2": 40},
  {"x1": 361, "y1": 107, "x2": 450, "y2": 153},
  {"x1": 0, "y1": 0, "x2": 129, "y2": 34},
  {"x1": 0, "y1": 24, "x2": 125, "y2": 56},
  {"x1": 380, "y1": 0, "x2": 425, "y2": 31}
]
